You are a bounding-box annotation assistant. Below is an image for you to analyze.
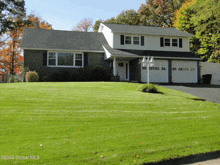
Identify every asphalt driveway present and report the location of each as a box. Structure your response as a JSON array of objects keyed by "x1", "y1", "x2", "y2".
[{"x1": 160, "y1": 84, "x2": 220, "y2": 104}]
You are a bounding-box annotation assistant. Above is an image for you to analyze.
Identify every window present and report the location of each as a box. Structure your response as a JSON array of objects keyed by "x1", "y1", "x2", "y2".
[
  {"x1": 58, "y1": 53, "x2": 73, "y2": 66},
  {"x1": 165, "y1": 38, "x2": 170, "y2": 46},
  {"x1": 149, "y1": 67, "x2": 159, "y2": 70},
  {"x1": 125, "y1": 36, "x2": 131, "y2": 44},
  {"x1": 48, "y1": 52, "x2": 56, "y2": 66},
  {"x1": 133, "y1": 37, "x2": 139, "y2": 45},
  {"x1": 172, "y1": 68, "x2": 177, "y2": 70},
  {"x1": 172, "y1": 39, "x2": 178, "y2": 47},
  {"x1": 162, "y1": 67, "x2": 166, "y2": 70},
  {"x1": 178, "y1": 68, "x2": 189, "y2": 71},
  {"x1": 48, "y1": 52, "x2": 83, "y2": 67},
  {"x1": 75, "y1": 54, "x2": 83, "y2": 67}
]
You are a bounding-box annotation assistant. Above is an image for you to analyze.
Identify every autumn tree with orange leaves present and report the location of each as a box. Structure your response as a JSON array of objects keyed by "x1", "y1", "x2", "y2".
[
  {"x1": 72, "y1": 18, "x2": 93, "y2": 32},
  {"x1": 0, "y1": 14, "x2": 52, "y2": 81}
]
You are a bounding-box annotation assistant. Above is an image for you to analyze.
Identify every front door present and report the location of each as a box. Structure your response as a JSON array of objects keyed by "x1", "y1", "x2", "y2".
[{"x1": 117, "y1": 62, "x2": 129, "y2": 81}]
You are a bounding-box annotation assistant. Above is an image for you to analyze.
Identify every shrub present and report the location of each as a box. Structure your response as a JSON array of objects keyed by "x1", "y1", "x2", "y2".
[
  {"x1": 26, "y1": 71, "x2": 39, "y2": 82},
  {"x1": 8, "y1": 75, "x2": 22, "y2": 83},
  {"x1": 42, "y1": 67, "x2": 112, "y2": 82},
  {"x1": 138, "y1": 84, "x2": 158, "y2": 93}
]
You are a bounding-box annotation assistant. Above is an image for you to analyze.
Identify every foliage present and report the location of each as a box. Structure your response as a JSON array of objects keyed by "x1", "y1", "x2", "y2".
[
  {"x1": 42, "y1": 66, "x2": 112, "y2": 82},
  {"x1": 0, "y1": 82, "x2": 219, "y2": 164},
  {"x1": 173, "y1": 0, "x2": 220, "y2": 62},
  {"x1": 137, "y1": 0, "x2": 185, "y2": 27},
  {"x1": 8, "y1": 75, "x2": 22, "y2": 83},
  {"x1": 0, "y1": 14, "x2": 52, "y2": 78},
  {"x1": 0, "y1": 0, "x2": 26, "y2": 36},
  {"x1": 138, "y1": 83, "x2": 160, "y2": 93},
  {"x1": 26, "y1": 14, "x2": 52, "y2": 29},
  {"x1": 26, "y1": 71, "x2": 39, "y2": 82},
  {"x1": 93, "y1": 9, "x2": 140, "y2": 32},
  {"x1": 73, "y1": 18, "x2": 93, "y2": 32}
]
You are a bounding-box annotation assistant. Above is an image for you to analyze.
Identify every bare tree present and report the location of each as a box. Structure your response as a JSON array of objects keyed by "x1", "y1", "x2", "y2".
[{"x1": 72, "y1": 18, "x2": 93, "y2": 32}]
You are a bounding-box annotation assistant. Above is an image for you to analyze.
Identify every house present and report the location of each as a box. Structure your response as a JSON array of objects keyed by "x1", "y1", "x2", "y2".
[
  {"x1": 200, "y1": 62, "x2": 220, "y2": 85},
  {"x1": 20, "y1": 23, "x2": 202, "y2": 83}
]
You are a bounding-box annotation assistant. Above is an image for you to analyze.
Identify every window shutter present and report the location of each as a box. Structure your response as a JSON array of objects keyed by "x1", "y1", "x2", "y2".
[
  {"x1": 84, "y1": 52, "x2": 88, "y2": 67},
  {"x1": 179, "y1": 38, "x2": 182, "y2": 48},
  {"x1": 43, "y1": 51, "x2": 47, "y2": 66},
  {"x1": 160, "y1": 37, "x2": 164, "y2": 47},
  {"x1": 141, "y1": 36, "x2": 144, "y2": 46},
  {"x1": 121, "y1": 35, "x2": 124, "y2": 45}
]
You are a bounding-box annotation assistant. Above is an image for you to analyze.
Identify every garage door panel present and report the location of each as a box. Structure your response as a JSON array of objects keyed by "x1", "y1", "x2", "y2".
[
  {"x1": 172, "y1": 61, "x2": 197, "y2": 83},
  {"x1": 141, "y1": 60, "x2": 168, "y2": 83}
]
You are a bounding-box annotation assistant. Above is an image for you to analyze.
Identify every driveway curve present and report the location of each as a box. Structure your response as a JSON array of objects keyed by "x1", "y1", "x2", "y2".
[{"x1": 160, "y1": 84, "x2": 220, "y2": 105}]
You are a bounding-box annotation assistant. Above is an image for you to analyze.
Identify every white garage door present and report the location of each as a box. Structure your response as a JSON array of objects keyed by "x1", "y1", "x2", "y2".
[
  {"x1": 141, "y1": 60, "x2": 168, "y2": 83},
  {"x1": 172, "y1": 61, "x2": 197, "y2": 83}
]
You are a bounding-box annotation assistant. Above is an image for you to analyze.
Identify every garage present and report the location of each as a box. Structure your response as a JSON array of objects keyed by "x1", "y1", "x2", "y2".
[
  {"x1": 172, "y1": 60, "x2": 197, "y2": 83},
  {"x1": 141, "y1": 60, "x2": 168, "y2": 83}
]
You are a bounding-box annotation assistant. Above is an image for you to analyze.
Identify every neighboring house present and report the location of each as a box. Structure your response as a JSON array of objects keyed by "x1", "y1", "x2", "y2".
[
  {"x1": 200, "y1": 62, "x2": 220, "y2": 85},
  {"x1": 20, "y1": 23, "x2": 202, "y2": 83}
]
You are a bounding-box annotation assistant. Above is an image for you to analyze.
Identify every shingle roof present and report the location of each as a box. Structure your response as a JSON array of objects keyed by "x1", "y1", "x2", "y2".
[
  {"x1": 102, "y1": 23, "x2": 194, "y2": 37},
  {"x1": 117, "y1": 49, "x2": 201, "y2": 60},
  {"x1": 102, "y1": 44, "x2": 139, "y2": 58},
  {"x1": 20, "y1": 28, "x2": 106, "y2": 51}
]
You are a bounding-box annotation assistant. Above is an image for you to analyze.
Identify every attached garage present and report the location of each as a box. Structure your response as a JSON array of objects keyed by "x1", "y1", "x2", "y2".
[
  {"x1": 141, "y1": 60, "x2": 169, "y2": 83},
  {"x1": 172, "y1": 60, "x2": 198, "y2": 83}
]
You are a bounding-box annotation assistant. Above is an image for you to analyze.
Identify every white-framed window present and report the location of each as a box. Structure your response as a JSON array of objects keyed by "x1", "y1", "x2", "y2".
[
  {"x1": 133, "y1": 36, "x2": 139, "y2": 45},
  {"x1": 75, "y1": 54, "x2": 83, "y2": 67},
  {"x1": 48, "y1": 52, "x2": 56, "y2": 66},
  {"x1": 172, "y1": 39, "x2": 178, "y2": 47},
  {"x1": 165, "y1": 38, "x2": 170, "y2": 46},
  {"x1": 58, "y1": 53, "x2": 74, "y2": 66},
  {"x1": 48, "y1": 52, "x2": 84, "y2": 67},
  {"x1": 125, "y1": 36, "x2": 132, "y2": 44}
]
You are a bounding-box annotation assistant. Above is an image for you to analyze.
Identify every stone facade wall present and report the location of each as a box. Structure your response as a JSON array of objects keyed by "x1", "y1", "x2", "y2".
[{"x1": 23, "y1": 50, "x2": 111, "y2": 80}]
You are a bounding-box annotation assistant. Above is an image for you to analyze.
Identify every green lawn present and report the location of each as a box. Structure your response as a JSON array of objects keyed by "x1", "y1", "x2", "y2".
[{"x1": 0, "y1": 82, "x2": 219, "y2": 165}]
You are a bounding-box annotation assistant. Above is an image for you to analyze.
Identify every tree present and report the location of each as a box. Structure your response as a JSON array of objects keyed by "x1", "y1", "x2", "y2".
[
  {"x1": 93, "y1": 9, "x2": 140, "y2": 32},
  {"x1": 138, "y1": 0, "x2": 185, "y2": 27},
  {"x1": 173, "y1": 0, "x2": 220, "y2": 62},
  {"x1": 0, "y1": 0, "x2": 26, "y2": 36},
  {"x1": 0, "y1": 14, "x2": 52, "y2": 80},
  {"x1": 26, "y1": 14, "x2": 52, "y2": 29},
  {"x1": 73, "y1": 18, "x2": 93, "y2": 32}
]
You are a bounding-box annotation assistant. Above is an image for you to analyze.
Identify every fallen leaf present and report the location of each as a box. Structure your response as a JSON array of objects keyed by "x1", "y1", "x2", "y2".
[
  {"x1": 136, "y1": 155, "x2": 140, "y2": 158},
  {"x1": 133, "y1": 160, "x2": 136, "y2": 162},
  {"x1": 78, "y1": 129, "x2": 80, "y2": 131}
]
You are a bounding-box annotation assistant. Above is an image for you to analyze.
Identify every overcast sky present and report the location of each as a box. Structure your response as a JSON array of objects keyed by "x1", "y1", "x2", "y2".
[{"x1": 25, "y1": 0, "x2": 146, "y2": 31}]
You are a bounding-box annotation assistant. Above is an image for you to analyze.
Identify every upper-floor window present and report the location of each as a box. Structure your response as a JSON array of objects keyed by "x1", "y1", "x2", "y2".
[
  {"x1": 172, "y1": 39, "x2": 178, "y2": 47},
  {"x1": 160, "y1": 37, "x2": 182, "y2": 48},
  {"x1": 48, "y1": 52, "x2": 84, "y2": 67},
  {"x1": 121, "y1": 35, "x2": 144, "y2": 46},
  {"x1": 125, "y1": 36, "x2": 131, "y2": 44},
  {"x1": 133, "y1": 37, "x2": 139, "y2": 45},
  {"x1": 165, "y1": 38, "x2": 170, "y2": 46}
]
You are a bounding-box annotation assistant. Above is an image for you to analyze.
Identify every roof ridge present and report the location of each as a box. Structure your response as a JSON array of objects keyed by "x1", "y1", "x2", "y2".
[{"x1": 102, "y1": 23, "x2": 176, "y2": 29}]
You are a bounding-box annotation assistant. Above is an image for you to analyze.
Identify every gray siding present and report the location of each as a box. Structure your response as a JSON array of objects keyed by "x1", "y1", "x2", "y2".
[{"x1": 23, "y1": 49, "x2": 110, "y2": 79}]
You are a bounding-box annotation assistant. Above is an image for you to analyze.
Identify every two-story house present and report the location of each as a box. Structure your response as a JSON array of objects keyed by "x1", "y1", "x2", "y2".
[{"x1": 20, "y1": 23, "x2": 201, "y2": 83}]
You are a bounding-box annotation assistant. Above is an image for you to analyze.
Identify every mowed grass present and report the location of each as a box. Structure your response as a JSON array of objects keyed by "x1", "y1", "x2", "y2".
[{"x1": 0, "y1": 82, "x2": 220, "y2": 165}]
